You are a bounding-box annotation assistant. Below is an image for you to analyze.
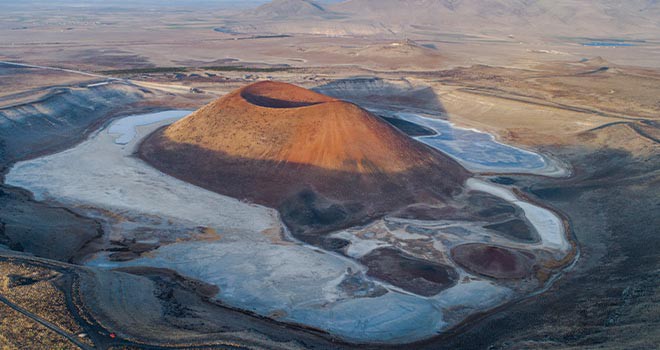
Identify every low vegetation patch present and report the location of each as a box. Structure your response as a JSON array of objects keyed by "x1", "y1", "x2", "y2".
[
  {"x1": 100, "y1": 65, "x2": 293, "y2": 75},
  {"x1": 201, "y1": 65, "x2": 292, "y2": 73},
  {"x1": 100, "y1": 67, "x2": 188, "y2": 75}
]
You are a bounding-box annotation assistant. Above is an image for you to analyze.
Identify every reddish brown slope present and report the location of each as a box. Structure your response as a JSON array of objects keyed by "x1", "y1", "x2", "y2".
[{"x1": 140, "y1": 81, "x2": 469, "y2": 241}]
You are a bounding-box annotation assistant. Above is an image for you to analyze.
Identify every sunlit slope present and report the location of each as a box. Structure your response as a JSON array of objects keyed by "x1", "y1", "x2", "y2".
[{"x1": 141, "y1": 81, "x2": 469, "y2": 236}]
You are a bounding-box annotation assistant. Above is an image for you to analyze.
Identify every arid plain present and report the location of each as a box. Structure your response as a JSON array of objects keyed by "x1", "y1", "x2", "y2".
[{"x1": 1, "y1": 1, "x2": 659, "y2": 349}]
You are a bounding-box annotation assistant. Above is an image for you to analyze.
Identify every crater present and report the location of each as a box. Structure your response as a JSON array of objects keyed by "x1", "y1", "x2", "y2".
[
  {"x1": 240, "y1": 81, "x2": 334, "y2": 108},
  {"x1": 360, "y1": 247, "x2": 458, "y2": 296},
  {"x1": 451, "y1": 243, "x2": 534, "y2": 279}
]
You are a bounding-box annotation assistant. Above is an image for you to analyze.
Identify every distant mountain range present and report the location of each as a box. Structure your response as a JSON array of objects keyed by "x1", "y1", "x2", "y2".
[
  {"x1": 235, "y1": 0, "x2": 660, "y2": 37},
  {"x1": 242, "y1": 0, "x2": 332, "y2": 18}
]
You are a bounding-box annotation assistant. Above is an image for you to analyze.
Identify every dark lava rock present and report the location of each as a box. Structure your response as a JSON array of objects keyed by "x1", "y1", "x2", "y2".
[
  {"x1": 5, "y1": 274, "x2": 39, "y2": 288},
  {"x1": 320, "y1": 237, "x2": 350, "y2": 251},
  {"x1": 484, "y1": 218, "x2": 540, "y2": 243},
  {"x1": 490, "y1": 177, "x2": 516, "y2": 185},
  {"x1": 451, "y1": 243, "x2": 533, "y2": 279},
  {"x1": 360, "y1": 247, "x2": 458, "y2": 296}
]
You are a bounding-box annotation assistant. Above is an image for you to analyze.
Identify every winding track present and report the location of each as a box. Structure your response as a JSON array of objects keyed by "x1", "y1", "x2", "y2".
[
  {"x1": 0, "y1": 60, "x2": 193, "y2": 95},
  {"x1": 0, "y1": 286, "x2": 92, "y2": 350},
  {"x1": 456, "y1": 86, "x2": 651, "y2": 122},
  {"x1": 585, "y1": 121, "x2": 660, "y2": 144},
  {"x1": 0, "y1": 60, "x2": 115, "y2": 79},
  {"x1": 0, "y1": 253, "x2": 256, "y2": 350}
]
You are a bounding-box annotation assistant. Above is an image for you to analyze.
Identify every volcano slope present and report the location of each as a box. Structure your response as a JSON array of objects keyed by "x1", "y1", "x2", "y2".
[{"x1": 140, "y1": 81, "x2": 469, "y2": 242}]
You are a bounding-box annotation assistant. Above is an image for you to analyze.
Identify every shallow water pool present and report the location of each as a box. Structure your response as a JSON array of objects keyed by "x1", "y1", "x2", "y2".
[{"x1": 394, "y1": 112, "x2": 550, "y2": 173}]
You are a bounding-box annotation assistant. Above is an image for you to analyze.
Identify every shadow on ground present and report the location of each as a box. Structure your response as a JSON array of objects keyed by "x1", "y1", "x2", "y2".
[{"x1": 314, "y1": 76, "x2": 448, "y2": 114}]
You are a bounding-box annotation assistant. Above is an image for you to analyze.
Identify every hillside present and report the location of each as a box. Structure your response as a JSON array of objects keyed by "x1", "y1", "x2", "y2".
[
  {"x1": 242, "y1": 0, "x2": 332, "y2": 18},
  {"x1": 233, "y1": 0, "x2": 660, "y2": 37},
  {"x1": 139, "y1": 81, "x2": 469, "y2": 240},
  {"x1": 330, "y1": 0, "x2": 660, "y2": 36}
]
